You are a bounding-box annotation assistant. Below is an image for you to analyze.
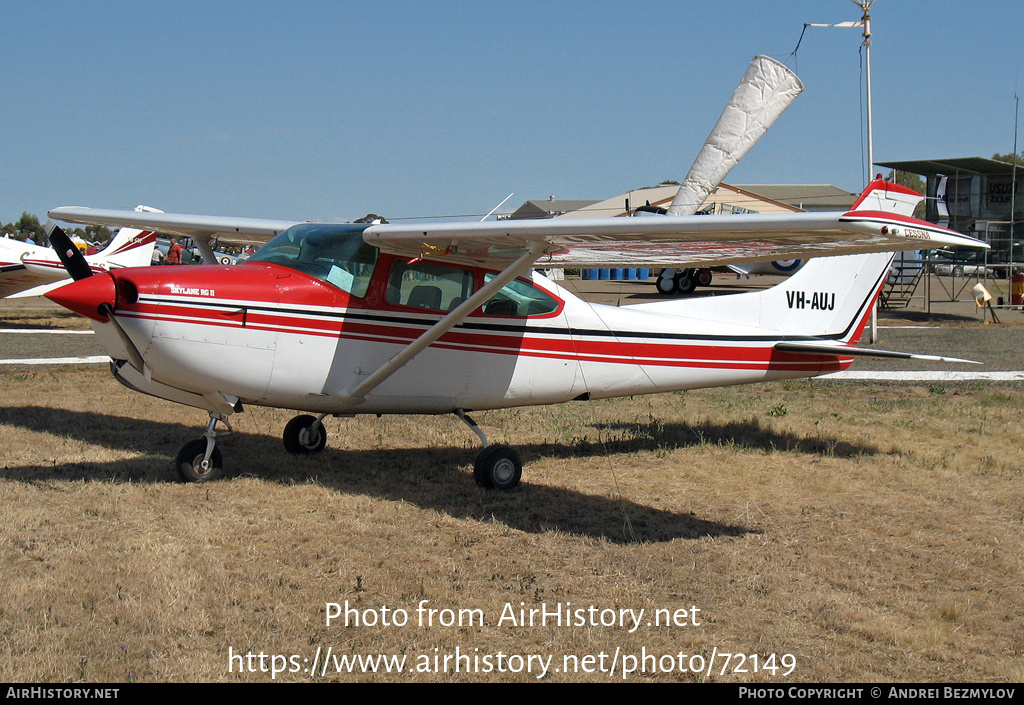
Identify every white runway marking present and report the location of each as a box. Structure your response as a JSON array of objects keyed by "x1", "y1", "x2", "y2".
[
  {"x1": 0, "y1": 356, "x2": 108, "y2": 365},
  {"x1": 0, "y1": 329, "x2": 93, "y2": 334}
]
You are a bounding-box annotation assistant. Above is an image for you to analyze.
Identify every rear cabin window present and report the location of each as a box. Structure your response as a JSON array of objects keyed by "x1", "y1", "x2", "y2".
[
  {"x1": 386, "y1": 261, "x2": 474, "y2": 312},
  {"x1": 384, "y1": 261, "x2": 560, "y2": 317}
]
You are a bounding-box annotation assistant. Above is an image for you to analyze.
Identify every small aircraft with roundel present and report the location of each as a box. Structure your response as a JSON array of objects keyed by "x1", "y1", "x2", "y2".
[{"x1": 38, "y1": 56, "x2": 987, "y2": 490}]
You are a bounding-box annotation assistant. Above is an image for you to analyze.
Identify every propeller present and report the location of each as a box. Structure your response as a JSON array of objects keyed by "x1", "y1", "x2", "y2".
[
  {"x1": 44, "y1": 220, "x2": 93, "y2": 280},
  {"x1": 45, "y1": 220, "x2": 149, "y2": 375}
]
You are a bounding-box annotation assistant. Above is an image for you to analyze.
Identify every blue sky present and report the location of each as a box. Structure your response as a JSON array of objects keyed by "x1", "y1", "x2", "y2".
[{"x1": 2, "y1": 1, "x2": 1023, "y2": 226}]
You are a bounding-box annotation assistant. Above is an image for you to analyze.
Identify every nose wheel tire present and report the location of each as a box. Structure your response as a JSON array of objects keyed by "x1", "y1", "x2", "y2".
[
  {"x1": 283, "y1": 414, "x2": 327, "y2": 454},
  {"x1": 474, "y1": 445, "x2": 522, "y2": 490},
  {"x1": 176, "y1": 439, "x2": 224, "y2": 482}
]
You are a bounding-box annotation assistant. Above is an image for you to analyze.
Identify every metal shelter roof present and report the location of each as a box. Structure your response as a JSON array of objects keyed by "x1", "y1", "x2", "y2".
[{"x1": 877, "y1": 157, "x2": 1019, "y2": 177}]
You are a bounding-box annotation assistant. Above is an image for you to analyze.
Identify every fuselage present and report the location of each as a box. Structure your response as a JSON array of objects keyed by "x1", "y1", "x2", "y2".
[
  {"x1": 48, "y1": 223, "x2": 853, "y2": 416},
  {"x1": 0, "y1": 237, "x2": 62, "y2": 297}
]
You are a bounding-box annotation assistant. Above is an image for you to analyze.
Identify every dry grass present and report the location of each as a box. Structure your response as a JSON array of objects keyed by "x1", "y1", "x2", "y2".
[
  {"x1": 0, "y1": 306, "x2": 91, "y2": 330},
  {"x1": 1, "y1": 369, "x2": 1022, "y2": 682}
]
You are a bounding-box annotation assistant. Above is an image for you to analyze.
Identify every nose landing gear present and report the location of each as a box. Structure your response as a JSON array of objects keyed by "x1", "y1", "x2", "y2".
[
  {"x1": 175, "y1": 413, "x2": 232, "y2": 482},
  {"x1": 174, "y1": 411, "x2": 332, "y2": 482}
]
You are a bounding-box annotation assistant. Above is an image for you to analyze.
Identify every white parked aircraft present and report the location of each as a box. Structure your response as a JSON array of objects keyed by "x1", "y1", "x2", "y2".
[
  {"x1": 37, "y1": 56, "x2": 987, "y2": 490},
  {"x1": 0, "y1": 206, "x2": 157, "y2": 298},
  {"x1": 44, "y1": 177, "x2": 984, "y2": 489}
]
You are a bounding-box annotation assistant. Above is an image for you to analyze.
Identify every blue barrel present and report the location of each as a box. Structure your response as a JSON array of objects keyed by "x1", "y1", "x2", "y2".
[
  {"x1": 625, "y1": 268, "x2": 637, "y2": 280},
  {"x1": 611, "y1": 267, "x2": 624, "y2": 280},
  {"x1": 581, "y1": 268, "x2": 593, "y2": 280},
  {"x1": 639, "y1": 267, "x2": 650, "y2": 279},
  {"x1": 598, "y1": 268, "x2": 611, "y2": 280}
]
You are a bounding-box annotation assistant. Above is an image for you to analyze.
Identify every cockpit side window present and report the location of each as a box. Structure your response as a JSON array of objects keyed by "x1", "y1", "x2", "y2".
[
  {"x1": 482, "y1": 273, "x2": 559, "y2": 317},
  {"x1": 245, "y1": 223, "x2": 378, "y2": 298}
]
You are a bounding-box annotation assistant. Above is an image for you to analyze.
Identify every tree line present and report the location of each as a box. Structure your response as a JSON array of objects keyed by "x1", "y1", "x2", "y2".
[
  {"x1": 2, "y1": 212, "x2": 112, "y2": 247},
  {"x1": 993, "y1": 150, "x2": 1024, "y2": 166}
]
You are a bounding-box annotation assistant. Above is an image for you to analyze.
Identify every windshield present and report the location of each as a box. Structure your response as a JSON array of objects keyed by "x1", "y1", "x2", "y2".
[{"x1": 245, "y1": 223, "x2": 378, "y2": 298}]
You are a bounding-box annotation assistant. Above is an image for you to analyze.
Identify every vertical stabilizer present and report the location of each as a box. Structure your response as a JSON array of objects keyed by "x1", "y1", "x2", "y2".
[
  {"x1": 87, "y1": 205, "x2": 161, "y2": 269},
  {"x1": 847, "y1": 177, "x2": 924, "y2": 217},
  {"x1": 748, "y1": 250, "x2": 894, "y2": 343}
]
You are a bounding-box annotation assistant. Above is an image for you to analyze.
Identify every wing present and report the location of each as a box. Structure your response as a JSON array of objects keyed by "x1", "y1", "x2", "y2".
[
  {"x1": 47, "y1": 207, "x2": 298, "y2": 242},
  {"x1": 362, "y1": 209, "x2": 987, "y2": 268},
  {"x1": 47, "y1": 207, "x2": 299, "y2": 264},
  {"x1": 49, "y1": 180, "x2": 987, "y2": 271}
]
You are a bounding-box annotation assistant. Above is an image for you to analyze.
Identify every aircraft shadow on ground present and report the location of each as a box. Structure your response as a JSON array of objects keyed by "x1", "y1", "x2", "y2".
[
  {"x1": 594, "y1": 419, "x2": 881, "y2": 458},
  {"x1": 0, "y1": 405, "x2": 877, "y2": 543}
]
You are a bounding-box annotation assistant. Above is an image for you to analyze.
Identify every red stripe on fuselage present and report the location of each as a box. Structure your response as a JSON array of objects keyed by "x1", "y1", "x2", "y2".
[
  {"x1": 109, "y1": 261, "x2": 851, "y2": 375},
  {"x1": 120, "y1": 297, "x2": 847, "y2": 373}
]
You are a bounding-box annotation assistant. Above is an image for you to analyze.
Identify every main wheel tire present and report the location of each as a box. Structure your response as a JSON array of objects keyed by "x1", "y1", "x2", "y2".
[
  {"x1": 696, "y1": 268, "x2": 713, "y2": 286},
  {"x1": 474, "y1": 445, "x2": 522, "y2": 490},
  {"x1": 655, "y1": 274, "x2": 678, "y2": 295},
  {"x1": 675, "y1": 270, "x2": 698, "y2": 295},
  {"x1": 283, "y1": 414, "x2": 327, "y2": 454},
  {"x1": 176, "y1": 439, "x2": 224, "y2": 482}
]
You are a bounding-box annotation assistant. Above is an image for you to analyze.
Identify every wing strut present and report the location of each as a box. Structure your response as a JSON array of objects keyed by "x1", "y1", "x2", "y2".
[{"x1": 341, "y1": 241, "x2": 548, "y2": 400}]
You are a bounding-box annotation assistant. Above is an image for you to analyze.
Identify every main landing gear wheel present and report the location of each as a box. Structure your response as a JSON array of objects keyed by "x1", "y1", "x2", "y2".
[
  {"x1": 455, "y1": 408, "x2": 523, "y2": 490},
  {"x1": 283, "y1": 414, "x2": 327, "y2": 454},
  {"x1": 656, "y1": 268, "x2": 701, "y2": 296},
  {"x1": 675, "y1": 270, "x2": 697, "y2": 295},
  {"x1": 176, "y1": 439, "x2": 224, "y2": 482},
  {"x1": 656, "y1": 272, "x2": 678, "y2": 295},
  {"x1": 474, "y1": 445, "x2": 523, "y2": 490}
]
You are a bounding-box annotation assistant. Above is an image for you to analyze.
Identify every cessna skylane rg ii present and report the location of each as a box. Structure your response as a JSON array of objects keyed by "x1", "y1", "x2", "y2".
[
  {"x1": 39, "y1": 56, "x2": 987, "y2": 490},
  {"x1": 44, "y1": 177, "x2": 985, "y2": 489},
  {"x1": 0, "y1": 206, "x2": 157, "y2": 299}
]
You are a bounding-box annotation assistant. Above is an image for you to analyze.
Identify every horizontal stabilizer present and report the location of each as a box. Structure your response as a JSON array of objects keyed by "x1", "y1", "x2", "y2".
[{"x1": 774, "y1": 342, "x2": 981, "y2": 365}]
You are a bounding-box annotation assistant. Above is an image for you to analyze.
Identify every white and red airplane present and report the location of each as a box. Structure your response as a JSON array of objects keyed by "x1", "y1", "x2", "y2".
[
  {"x1": 43, "y1": 177, "x2": 985, "y2": 489},
  {"x1": 37, "y1": 55, "x2": 988, "y2": 490},
  {"x1": 0, "y1": 206, "x2": 158, "y2": 299}
]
